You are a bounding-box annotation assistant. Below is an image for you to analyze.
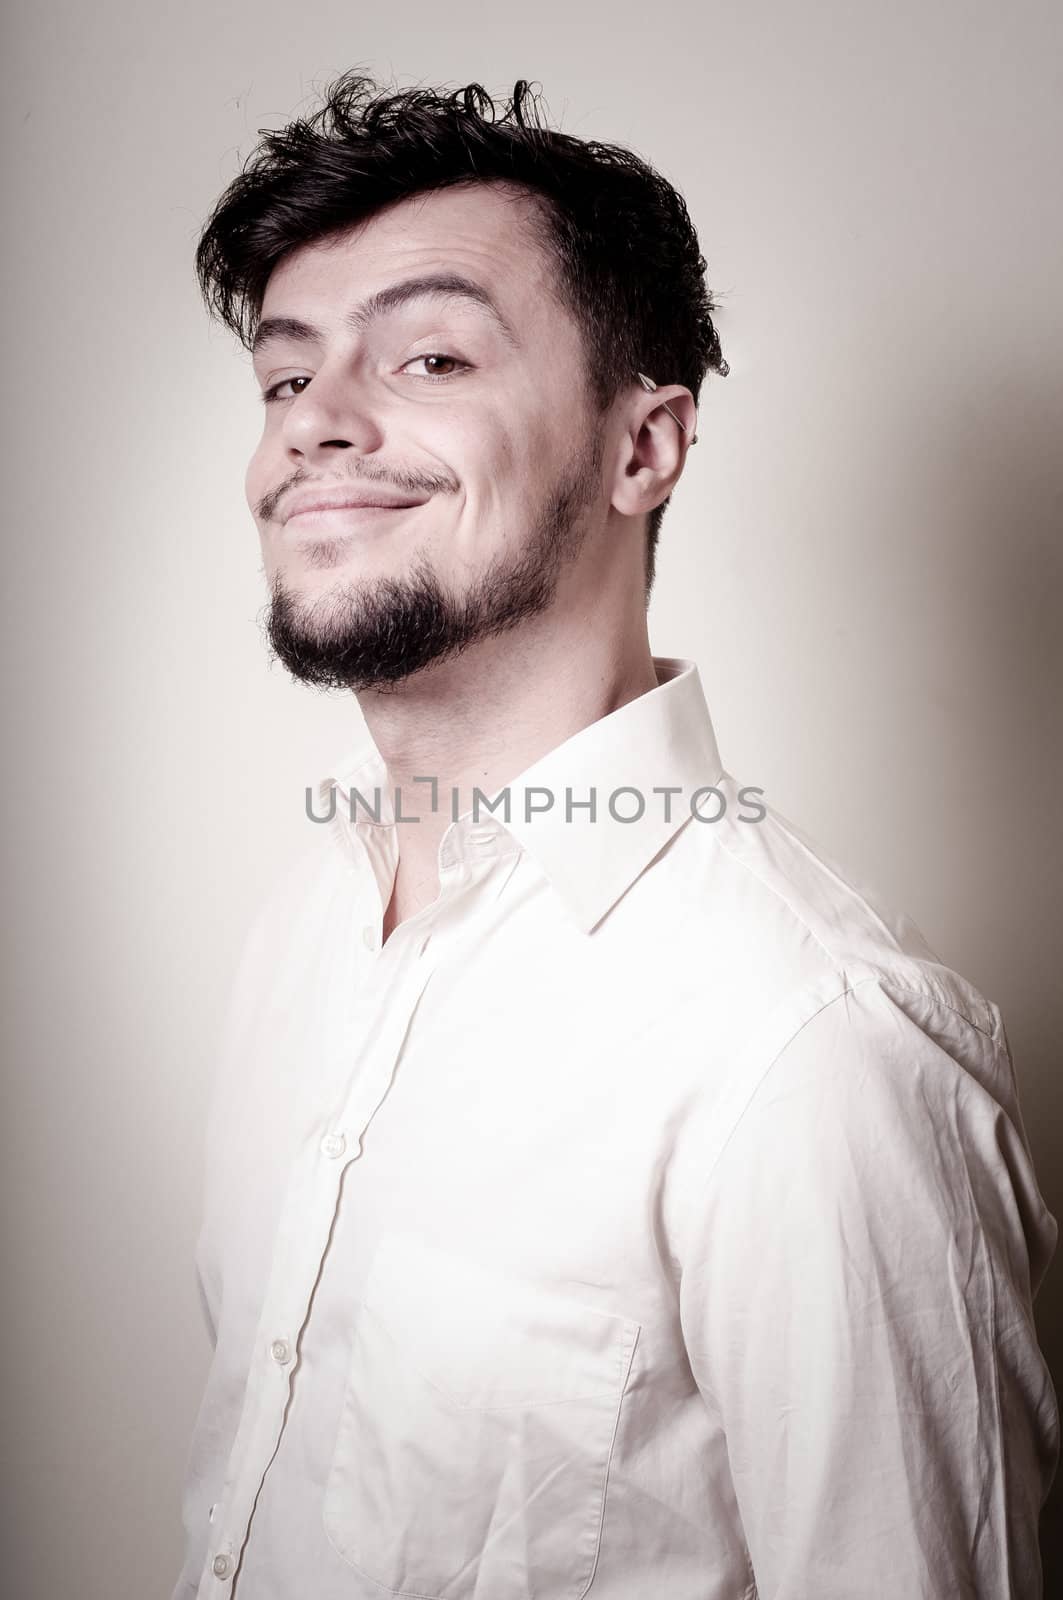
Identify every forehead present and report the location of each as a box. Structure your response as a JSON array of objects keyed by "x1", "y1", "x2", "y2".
[{"x1": 259, "y1": 183, "x2": 559, "y2": 324}]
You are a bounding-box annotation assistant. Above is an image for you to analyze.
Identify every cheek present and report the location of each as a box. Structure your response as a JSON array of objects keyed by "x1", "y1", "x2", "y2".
[
  {"x1": 470, "y1": 410, "x2": 518, "y2": 469},
  {"x1": 452, "y1": 411, "x2": 526, "y2": 511}
]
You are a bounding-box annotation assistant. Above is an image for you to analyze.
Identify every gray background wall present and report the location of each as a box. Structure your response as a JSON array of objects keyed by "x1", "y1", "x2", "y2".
[{"x1": 2, "y1": 2, "x2": 1060, "y2": 1594}]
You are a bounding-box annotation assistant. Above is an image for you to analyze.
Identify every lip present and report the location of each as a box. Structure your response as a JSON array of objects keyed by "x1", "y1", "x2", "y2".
[
  {"x1": 286, "y1": 504, "x2": 420, "y2": 529},
  {"x1": 283, "y1": 490, "x2": 427, "y2": 522}
]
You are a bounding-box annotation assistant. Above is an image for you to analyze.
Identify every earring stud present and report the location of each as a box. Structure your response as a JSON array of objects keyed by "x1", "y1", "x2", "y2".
[{"x1": 637, "y1": 371, "x2": 698, "y2": 444}]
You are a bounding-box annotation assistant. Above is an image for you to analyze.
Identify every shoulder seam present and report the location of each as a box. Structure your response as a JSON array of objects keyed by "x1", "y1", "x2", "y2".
[
  {"x1": 705, "y1": 976, "x2": 880, "y2": 1187},
  {"x1": 712, "y1": 971, "x2": 999, "y2": 1187}
]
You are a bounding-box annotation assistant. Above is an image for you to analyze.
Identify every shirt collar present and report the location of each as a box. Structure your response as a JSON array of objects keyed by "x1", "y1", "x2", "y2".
[{"x1": 317, "y1": 655, "x2": 724, "y2": 936}]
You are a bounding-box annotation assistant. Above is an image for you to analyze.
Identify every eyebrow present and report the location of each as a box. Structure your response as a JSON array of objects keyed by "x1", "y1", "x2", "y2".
[{"x1": 251, "y1": 271, "x2": 521, "y2": 360}]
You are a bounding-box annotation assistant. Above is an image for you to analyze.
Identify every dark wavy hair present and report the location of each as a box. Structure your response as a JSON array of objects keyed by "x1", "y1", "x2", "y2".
[{"x1": 195, "y1": 70, "x2": 729, "y2": 599}]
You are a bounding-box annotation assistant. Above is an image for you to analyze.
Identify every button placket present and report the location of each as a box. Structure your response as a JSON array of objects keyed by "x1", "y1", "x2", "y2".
[
  {"x1": 199, "y1": 1136, "x2": 355, "y2": 1588},
  {"x1": 328, "y1": 958, "x2": 441, "y2": 1171}
]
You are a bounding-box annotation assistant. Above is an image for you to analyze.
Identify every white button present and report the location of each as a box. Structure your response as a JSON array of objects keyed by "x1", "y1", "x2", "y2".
[
  {"x1": 212, "y1": 1553, "x2": 233, "y2": 1580},
  {"x1": 362, "y1": 923, "x2": 379, "y2": 950},
  {"x1": 320, "y1": 1131, "x2": 347, "y2": 1159},
  {"x1": 269, "y1": 1337, "x2": 292, "y2": 1365}
]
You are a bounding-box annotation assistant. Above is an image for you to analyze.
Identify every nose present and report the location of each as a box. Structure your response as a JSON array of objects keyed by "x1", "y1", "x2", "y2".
[{"x1": 281, "y1": 362, "x2": 385, "y2": 461}]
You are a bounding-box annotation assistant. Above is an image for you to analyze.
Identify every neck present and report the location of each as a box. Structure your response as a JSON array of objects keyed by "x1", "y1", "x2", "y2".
[{"x1": 358, "y1": 611, "x2": 660, "y2": 929}]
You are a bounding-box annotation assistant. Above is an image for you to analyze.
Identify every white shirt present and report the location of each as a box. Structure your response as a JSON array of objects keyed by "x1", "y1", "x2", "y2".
[{"x1": 174, "y1": 655, "x2": 1059, "y2": 1600}]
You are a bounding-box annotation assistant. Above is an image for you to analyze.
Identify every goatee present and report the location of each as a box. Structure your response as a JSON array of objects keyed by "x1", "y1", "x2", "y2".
[{"x1": 265, "y1": 436, "x2": 603, "y2": 693}]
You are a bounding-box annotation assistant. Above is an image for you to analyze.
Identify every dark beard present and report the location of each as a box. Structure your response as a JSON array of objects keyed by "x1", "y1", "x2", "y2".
[{"x1": 265, "y1": 435, "x2": 603, "y2": 693}]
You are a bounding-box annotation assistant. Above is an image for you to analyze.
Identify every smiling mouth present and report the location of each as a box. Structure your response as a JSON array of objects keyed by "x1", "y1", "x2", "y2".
[{"x1": 286, "y1": 504, "x2": 422, "y2": 526}]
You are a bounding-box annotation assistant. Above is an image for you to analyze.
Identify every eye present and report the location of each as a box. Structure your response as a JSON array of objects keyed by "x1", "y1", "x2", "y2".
[
  {"x1": 260, "y1": 376, "x2": 310, "y2": 405},
  {"x1": 401, "y1": 352, "x2": 471, "y2": 382},
  {"x1": 259, "y1": 353, "x2": 472, "y2": 405}
]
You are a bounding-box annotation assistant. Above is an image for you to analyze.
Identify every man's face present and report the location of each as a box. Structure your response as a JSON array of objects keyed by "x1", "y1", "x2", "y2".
[{"x1": 246, "y1": 182, "x2": 609, "y2": 691}]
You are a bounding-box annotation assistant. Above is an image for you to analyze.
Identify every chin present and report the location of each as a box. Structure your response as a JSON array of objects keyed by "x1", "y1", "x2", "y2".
[{"x1": 273, "y1": 545, "x2": 361, "y2": 591}]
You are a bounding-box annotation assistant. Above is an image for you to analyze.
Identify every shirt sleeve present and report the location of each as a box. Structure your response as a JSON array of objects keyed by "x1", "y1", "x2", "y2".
[{"x1": 677, "y1": 974, "x2": 1060, "y2": 1600}]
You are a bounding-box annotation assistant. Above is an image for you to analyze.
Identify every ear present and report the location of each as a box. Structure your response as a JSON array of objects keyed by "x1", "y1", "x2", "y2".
[{"x1": 610, "y1": 384, "x2": 698, "y2": 520}]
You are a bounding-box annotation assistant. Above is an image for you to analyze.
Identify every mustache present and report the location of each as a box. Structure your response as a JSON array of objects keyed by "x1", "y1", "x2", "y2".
[{"x1": 257, "y1": 465, "x2": 458, "y2": 523}]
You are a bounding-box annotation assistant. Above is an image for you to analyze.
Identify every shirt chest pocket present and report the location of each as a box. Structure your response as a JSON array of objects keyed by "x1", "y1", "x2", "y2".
[{"x1": 323, "y1": 1231, "x2": 640, "y2": 1600}]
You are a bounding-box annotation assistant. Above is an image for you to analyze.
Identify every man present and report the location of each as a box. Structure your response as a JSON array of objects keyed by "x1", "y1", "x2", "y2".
[{"x1": 175, "y1": 71, "x2": 1058, "y2": 1598}]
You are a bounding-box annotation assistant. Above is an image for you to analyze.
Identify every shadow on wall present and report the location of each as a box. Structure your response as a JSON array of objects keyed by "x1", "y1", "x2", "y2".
[{"x1": 925, "y1": 363, "x2": 1063, "y2": 1584}]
